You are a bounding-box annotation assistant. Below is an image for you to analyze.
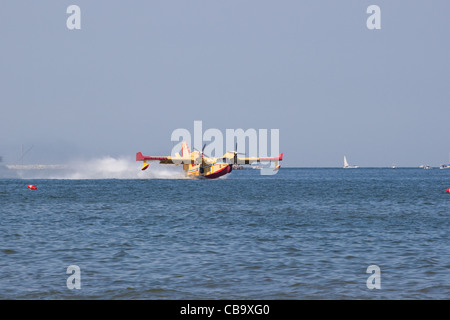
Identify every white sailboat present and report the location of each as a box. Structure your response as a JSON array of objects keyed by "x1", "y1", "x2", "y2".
[{"x1": 343, "y1": 156, "x2": 359, "y2": 168}]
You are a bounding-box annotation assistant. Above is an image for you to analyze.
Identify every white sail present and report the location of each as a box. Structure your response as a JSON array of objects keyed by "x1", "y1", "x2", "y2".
[{"x1": 343, "y1": 156, "x2": 358, "y2": 168}]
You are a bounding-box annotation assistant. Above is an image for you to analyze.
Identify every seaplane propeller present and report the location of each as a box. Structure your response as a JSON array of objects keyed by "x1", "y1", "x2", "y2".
[
  {"x1": 193, "y1": 144, "x2": 207, "y2": 173},
  {"x1": 225, "y1": 143, "x2": 245, "y2": 165}
]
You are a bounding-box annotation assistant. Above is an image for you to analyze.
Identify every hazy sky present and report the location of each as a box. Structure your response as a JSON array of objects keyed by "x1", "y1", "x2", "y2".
[{"x1": 1, "y1": 0, "x2": 449, "y2": 167}]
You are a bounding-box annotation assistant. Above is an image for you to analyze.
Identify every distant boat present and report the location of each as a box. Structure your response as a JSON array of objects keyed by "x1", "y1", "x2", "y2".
[
  {"x1": 440, "y1": 153, "x2": 450, "y2": 169},
  {"x1": 391, "y1": 165, "x2": 397, "y2": 169},
  {"x1": 343, "y1": 156, "x2": 358, "y2": 169},
  {"x1": 424, "y1": 165, "x2": 432, "y2": 170}
]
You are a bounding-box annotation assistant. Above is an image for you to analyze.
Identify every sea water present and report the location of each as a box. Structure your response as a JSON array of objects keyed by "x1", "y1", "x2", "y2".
[{"x1": 0, "y1": 168, "x2": 449, "y2": 299}]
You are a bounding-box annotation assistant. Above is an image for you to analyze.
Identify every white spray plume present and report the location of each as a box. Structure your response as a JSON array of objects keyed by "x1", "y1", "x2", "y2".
[{"x1": 11, "y1": 156, "x2": 188, "y2": 179}]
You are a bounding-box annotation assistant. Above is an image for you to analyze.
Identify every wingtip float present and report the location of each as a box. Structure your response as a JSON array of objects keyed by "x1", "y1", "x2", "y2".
[{"x1": 136, "y1": 142, "x2": 283, "y2": 179}]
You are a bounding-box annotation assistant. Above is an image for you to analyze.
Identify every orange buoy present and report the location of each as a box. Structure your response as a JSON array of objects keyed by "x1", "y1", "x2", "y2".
[
  {"x1": 27, "y1": 185, "x2": 37, "y2": 190},
  {"x1": 446, "y1": 188, "x2": 450, "y2": 193}
]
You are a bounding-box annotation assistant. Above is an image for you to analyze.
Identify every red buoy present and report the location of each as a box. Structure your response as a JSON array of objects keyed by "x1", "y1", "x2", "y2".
[
  {"x1": 446, "y1": 188, "x2": 450, "y2": 193},
  {"x1": 27, "y1": 185, "x2": 37, "y2": 190}
]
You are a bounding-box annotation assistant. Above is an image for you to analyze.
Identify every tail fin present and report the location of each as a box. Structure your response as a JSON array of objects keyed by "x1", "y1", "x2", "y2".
[
  {"x1": 181, "y1": 141, "x2": 191, "y2": 157},
  {"x1": 136, "y1": 152, "x2": 144, "y2": 161}
]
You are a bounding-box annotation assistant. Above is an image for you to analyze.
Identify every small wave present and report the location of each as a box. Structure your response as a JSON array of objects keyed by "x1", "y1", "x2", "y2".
[{"x1": 1, "y1": 249, "x2": 17, "y2": 254}]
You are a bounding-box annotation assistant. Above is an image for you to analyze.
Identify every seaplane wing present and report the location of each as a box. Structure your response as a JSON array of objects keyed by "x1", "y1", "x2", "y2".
[
  {"x1": 136, "y1": 141, "x2": 197, "y2": 169},
  {"x1": 220, "y1": 152, "x2": 283, "y2": 165},
  {"x1": 135, "y1": 152, "x2": 193, "y2": 165},
  {"x1": 238, "y1": 154, "x2": 283, "y2": 164}
]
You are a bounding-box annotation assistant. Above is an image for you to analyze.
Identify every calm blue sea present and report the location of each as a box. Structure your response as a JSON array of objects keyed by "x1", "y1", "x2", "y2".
[{"x1": 1, "y1": 168, "x2": 449, "y2": 299}]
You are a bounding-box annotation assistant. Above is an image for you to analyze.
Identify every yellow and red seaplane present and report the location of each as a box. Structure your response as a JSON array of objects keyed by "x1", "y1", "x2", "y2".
[{"x1": 136, "y1": 142, "x2": 283, "y2": 179}]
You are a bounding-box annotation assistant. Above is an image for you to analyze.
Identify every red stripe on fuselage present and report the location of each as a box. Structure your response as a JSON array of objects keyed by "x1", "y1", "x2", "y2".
[{"x1": 204, "y1": 165, "x2": 232, "y2": 179}]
